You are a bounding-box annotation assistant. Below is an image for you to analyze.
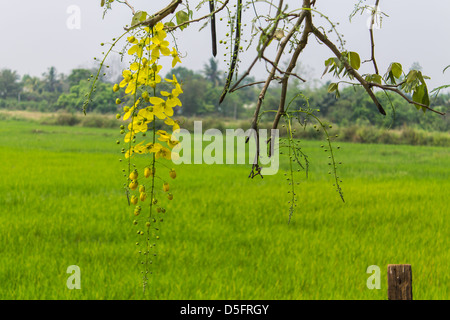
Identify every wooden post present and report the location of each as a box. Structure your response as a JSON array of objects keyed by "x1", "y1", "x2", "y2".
[{"x1": 387, "y1": 264, "x2": 412, "y2": 300}]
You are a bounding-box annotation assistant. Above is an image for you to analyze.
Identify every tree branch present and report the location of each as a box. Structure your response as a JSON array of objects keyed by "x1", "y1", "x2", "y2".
[
  {"x1": 124, "y1": 0, "x2": 182, "y2": 31},
  {"x1": 311, "y1": 24, "x2": 387, "y2": 115},
  {"x1": 368, "y1": 0, "x2": 380, "y2": 74},
  {"x1": 272, "y1": 7, "x2": 312, "y2": 132},
  {"x1": 368, "y1": 82, "x2": 446, "y2": 115},
  {"x1": 229, "y1": 0, "x2": 286, "y2": 93},
  {"x1": 165, "y1": 0, "x2": 230, "y2": 32}
]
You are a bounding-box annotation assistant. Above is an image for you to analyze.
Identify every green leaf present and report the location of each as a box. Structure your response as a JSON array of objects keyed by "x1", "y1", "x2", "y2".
[
  {"x1": 349, "y1": 52, "x2": 361, "y2": 70},
  {"x1": 366, "y1": 74, "x2": 382, "y2": 85},
  {"x1": 416, "y1": 71, "x2": 428, "y2": 86},
  {"x1": 412, "y1": 84, "x2": 424, "y2": 107},
  {"x1": 324, "y1": 57, "x2": 334, "y2": 67},
  {"x1": 412, "y1": 83, "x2": 429, "y2": 112},
  {"x1": 385, "y1": 62, "x2": 402, "y2": 84},
  {"x1": 164, "y1": 21, "x2": 176, "y2": 28},
  {"x1": 372, "y1": 74, "x2": 382, "y2": 84},
  {"x1": 406, "y1": 70, "x2": 418, "y2": 84},
  {"x1": 176, "y1": 10, "x2": 189, "y2": 30},
  {"x1": 391, "y1": 62, "x2": 402, "y2": 79},
  {"x1": 131, "y1": 11, "x2": 147, "y2": 26},
  {"x1": 322, "y1": 58, "x2": 334, "y2": 77},
  {"x1": 101, "y1": 0, "x2": 105, "y2": 7},
  {"x1": 327, "y1": 82, "x2": 338, "y2": 93}
]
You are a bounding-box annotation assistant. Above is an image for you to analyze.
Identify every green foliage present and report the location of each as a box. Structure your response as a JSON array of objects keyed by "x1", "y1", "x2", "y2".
[
  {"x1": 131, "y1": 11, "x2": 147, "y2": 26},
  {"x1": 385, "y1": 62, "x2": 402, "y2": 84},
  {"x1": 175, "y1": 10, "x2": 190, "y2": 30},
  {"x1": 0, "y1": 64, "x2": 447, "y2": 133},
  {"x1": 0, "y1": 69, "x2": 21, "y2": 99}
]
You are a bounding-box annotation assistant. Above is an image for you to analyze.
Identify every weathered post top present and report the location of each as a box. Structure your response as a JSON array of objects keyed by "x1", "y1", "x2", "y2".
[{"x1": 387, "y1": 264, "x2": 413, "y2": 300}]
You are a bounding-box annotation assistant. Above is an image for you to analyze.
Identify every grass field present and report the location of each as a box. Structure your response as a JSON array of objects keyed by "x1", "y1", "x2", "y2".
[{"x1": 0, "y1": 118, "x2": 448, "y2": 300}]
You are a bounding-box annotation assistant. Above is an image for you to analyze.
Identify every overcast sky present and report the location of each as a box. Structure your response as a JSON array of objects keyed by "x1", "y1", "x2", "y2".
[{"x1": 1, "y1": 0, "x2": 449, "y2": 90}]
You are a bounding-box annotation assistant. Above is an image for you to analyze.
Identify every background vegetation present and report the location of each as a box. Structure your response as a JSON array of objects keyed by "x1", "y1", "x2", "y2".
[{"x1": 0, "y1": 59, "x2": 448, "y2": 147}]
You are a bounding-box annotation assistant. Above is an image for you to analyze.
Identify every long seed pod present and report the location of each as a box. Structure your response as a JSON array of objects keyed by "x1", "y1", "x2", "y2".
[
  {"x1": 219, "y1": 0, "x2": 242, "y2": 104},
  {"x1": 209, "y1": 0, "x2": 217, "y2": 57}
]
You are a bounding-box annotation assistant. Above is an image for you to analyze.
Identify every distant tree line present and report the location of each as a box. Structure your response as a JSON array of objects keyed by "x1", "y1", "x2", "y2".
[{"x1": 0, "y1": 58, "x2": 448, "y2": 132}]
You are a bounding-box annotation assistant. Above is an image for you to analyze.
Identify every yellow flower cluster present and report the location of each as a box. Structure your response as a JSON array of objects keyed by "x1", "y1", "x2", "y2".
[{"x1": 115, "y1": 22, "x2": 183, "y2": 161}]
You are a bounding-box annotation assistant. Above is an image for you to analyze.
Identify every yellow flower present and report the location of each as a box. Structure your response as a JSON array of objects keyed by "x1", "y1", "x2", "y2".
[
  {"x1": 127, "y1": 36, "x2": 137, "y2": 44},
  {"x1": 123, "y1": 99, "x2": 140, "y2": 121},
  {"x1": 128, "y1": 116, "x2": 148, "y2": 134},
  {"x1": 150, "y1": 40, "x2": 171, "y2": 61},
  {"x1": 124, "y1": 131, "x2": 135, "y2": 143},
  {"x1": 128, "y1": 38, "x2": 149, "y2": 58},
  {"x1": 169, "y1": 47, "x2": 182, "y2": 68},
  {"x1": 136, "y1": 107, "x2": 154, "y2": 124},
  {"x1": 157, "y1": 130, "x2": 179, "y2": 149},
  {"x1": 165, "y1": 74, "x2": 183, "y2": 96},
  {"x1": 160, "y1": 90, "x2": 182, "y2": 108},
  {"x1": 150, "y1": 97, "x2": 171, "y2": 119},
  {"x1": 119, "y1": 69, "x2": 138, "y2": 94},
  {"x1": 125, "y1": 141, "x2": 144, "y2": 158},
  {"x1": 151, "y1": 22, "x2": 167, "y2": 44},
  {"x1": 163, "y1": 182, "x2": 170, "y2": 192},
  {"x1": 165, "y1": 117, "x2": 180, "y2": 132},
  {"x1": 120, "y1": 70, "x2": 133, "y2": 88},
  {"x1": 155, "y1": 146, "x2": 172, "y2": 160}
]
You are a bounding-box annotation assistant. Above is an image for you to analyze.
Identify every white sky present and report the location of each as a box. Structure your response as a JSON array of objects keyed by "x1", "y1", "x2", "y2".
[{"x1": 1, "y1": 0, "x2": 449, "y2": 90}]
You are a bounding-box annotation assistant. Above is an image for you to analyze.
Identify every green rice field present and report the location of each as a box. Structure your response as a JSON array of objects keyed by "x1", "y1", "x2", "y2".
[{"x1": 0, "y1": 118, "x2": 448, "y2": 300}]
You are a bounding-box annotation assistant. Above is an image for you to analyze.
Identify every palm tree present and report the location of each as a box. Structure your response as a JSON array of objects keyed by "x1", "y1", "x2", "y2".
[
  {"x1": 43, "y1": 66, "x2": 58, "y2": 92},
  {"x1": 22, "y1": 75, "x2": 44, "y2": 94},
  {"x1": 202, "y1": 58, "x2": 221, "y2": 87}
]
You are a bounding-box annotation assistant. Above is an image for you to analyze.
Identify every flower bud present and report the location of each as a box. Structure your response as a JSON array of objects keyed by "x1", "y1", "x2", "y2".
[{"x1": 129, "y1": 169, "x2": 138, "y2": 180}]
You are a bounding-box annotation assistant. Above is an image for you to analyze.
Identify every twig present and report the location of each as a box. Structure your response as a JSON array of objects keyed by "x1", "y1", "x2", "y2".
[
  {"x1": 122, "y1": 0, "x2": 136, "y2": 15},
  {"x1": 368, "y1": 0, "x2": 380, "y2": 74},
  {"x1": 261, "y1": 55, "x2": 306, "y2": 82},
  {"x1": 247, "y1": 7, "x2": 308, "y2": 136},
  {"x1": 272, "y1": 1, "x2": 312, "y2": 132},
  {"x1": 124, "y1": 0, "x2": 182, "y2": 31},
  {"x1": 369, "y1": 82, "x2": 446, "y2": 115}
]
